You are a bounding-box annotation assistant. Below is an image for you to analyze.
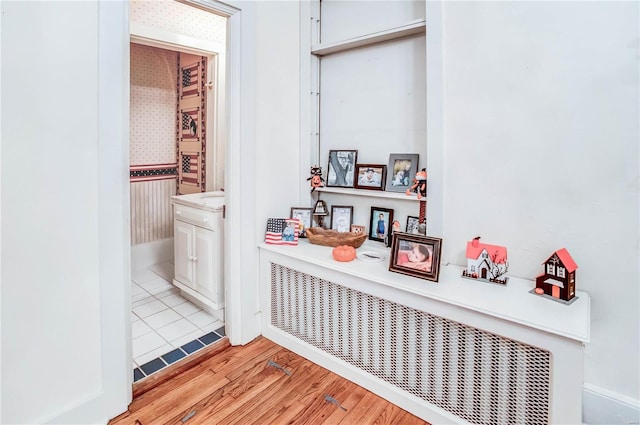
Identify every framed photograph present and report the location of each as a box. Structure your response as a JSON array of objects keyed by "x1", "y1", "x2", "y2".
[
  {"x1": 290, "y1": 207, "x2": 312, "y2": 238},
  {"x1": 389, "y1": 232, "x2": 442, "y2": 282},
  {"x1": 385, "y1": 153, "x2": 419, "y2": 192},
  {"x1": 331, "y1": 205, "x2": 353, "y2": 233},
  {"x1": 354, "y1": 164, "x2": 386, "y2": 190},
  {"x1": 406, "y1": 216, "x2": 420, "y2": 234},
  {"x1": 327, "y1": 150, "x2": 358, "y2": 187},
  {"x1": 369, "y1": 207, "x2": 394, "y2": 243}
]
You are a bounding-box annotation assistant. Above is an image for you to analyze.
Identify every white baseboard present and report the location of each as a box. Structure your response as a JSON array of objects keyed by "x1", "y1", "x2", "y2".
[
  {"x1": 583, "y1": 384, "x2": 640, "y2": 425},
  {"x1": 131, "y1": 238, "x2": 173, "y2": 271}
]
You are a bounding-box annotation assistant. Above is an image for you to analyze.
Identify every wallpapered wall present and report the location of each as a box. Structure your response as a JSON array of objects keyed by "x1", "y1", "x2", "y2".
[
  {"x1": 130, "y1": 0, "x2": 226, "y2": 44},
  {"x1": 129, "y1": 0, "x2": 227, "y2": 246},
  {"x1": 130, "y1": 44, "x2": 177, "y2": 166}
]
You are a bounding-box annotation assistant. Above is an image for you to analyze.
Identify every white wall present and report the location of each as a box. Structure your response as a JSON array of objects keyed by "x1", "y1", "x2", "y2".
[
  {"x1": 1, "y1": 2, "x2": 101, "y2": 422},
  {"x1": 439, "y1": 0, "x2": 639, "y2": 419},
  {"x1": 1, "y1": 1, "x2": 130, "y2": 423},
  {"x1": 252, "y1": 0, "x2": 301, "y2": 337},
  {"x1": 255, "y1": 2, "x2": 302, "y2": 221}
]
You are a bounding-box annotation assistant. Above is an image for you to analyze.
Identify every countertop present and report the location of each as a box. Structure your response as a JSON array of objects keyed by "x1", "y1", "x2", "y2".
[{"x1": 171, "y1": 191, "x2": 225, "y2": 212}]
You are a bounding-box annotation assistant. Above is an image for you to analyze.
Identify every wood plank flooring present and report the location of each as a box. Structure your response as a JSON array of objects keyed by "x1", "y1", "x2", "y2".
[{"x1": 109, "y1": 336, "x2": 430, "y2": 425}]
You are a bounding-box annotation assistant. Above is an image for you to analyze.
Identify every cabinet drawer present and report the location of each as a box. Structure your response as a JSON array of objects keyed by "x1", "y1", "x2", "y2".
[{"x1": 174, "y1": 205, "x2": 219, "y2": 230}]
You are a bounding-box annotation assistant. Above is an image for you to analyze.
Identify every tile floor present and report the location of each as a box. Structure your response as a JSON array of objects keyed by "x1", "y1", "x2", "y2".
[{"x1": 131, "y1": 261, "x2": 225, "y2": 382}]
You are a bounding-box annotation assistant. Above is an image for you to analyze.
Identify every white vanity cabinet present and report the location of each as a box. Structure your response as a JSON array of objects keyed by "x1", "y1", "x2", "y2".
[{"x1": 171, "y1": 192, "x2": 225, "y2": 320}]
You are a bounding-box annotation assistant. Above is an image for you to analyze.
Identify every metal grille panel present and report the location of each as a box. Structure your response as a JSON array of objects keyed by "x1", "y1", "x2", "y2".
[{"x1": 270, "y1": 263, "x2": 550, "y2": 425}]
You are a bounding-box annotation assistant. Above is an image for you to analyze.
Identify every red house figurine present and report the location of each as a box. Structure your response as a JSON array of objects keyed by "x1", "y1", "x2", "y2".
[{"x1": 533, "y1": 248, "x2": 578, "y2": 304}]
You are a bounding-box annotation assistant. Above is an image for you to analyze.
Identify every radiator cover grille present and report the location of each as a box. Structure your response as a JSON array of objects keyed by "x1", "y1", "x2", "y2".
[{"x1": 270, "y1": 263, "x2": 550, "y2": 425}]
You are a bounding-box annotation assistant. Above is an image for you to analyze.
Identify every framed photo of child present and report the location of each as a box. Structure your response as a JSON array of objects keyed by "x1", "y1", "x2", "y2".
[
  {"x1": 406, "y1": 216, "x2": 421, "y2": 234},
  {"x1": 290, "y1": 207, "x2": 312, "y2": 238},
  {"x1": 369, "y1": 207, "x2": 394, "y2": 243},
  {"x1": 327, "y1": 150, "x2": 358, "y2": 188},
  {"x1": 389, "y1": 232, "x2": 442, "y2": 282},
  {"x1": 354, "y1": 164, "x2": 386, "y2": 190},
  {"x1": 385, "y1": 153, "x2": 419, "y2": 193},
  {"x1": 331, "y1": 205, "x2": 354, "y2": 233}
]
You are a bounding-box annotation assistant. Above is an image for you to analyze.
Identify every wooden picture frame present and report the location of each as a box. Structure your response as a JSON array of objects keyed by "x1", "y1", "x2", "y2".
[
  {"x1": 354, "y1": 164, "x2": 386, "y2": 190},
  {"x1": 290, "y1": 207, "x2": 313, "y2": 238},
  {"x1": 389, "y1": 232, "x2": 442, "y2": 282},
  {"x1": 327, "y1": 150, "x2": 358, "y2": 188},
  {"x1": 331, "y1": 205, "x2": 354, "y2": 233},
  {"x1": 369, "y1": 207, "x2": 394, "y2": 243},
  {"x1": 385, "y1": 153, "x2": 419, "y2": 193}
]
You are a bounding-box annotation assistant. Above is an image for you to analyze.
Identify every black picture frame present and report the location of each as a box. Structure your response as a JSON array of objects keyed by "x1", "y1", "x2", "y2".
[
  {"x1": 354, "y1": 164, "x2": 386, "y2": 190},
  {"x1": 389, "y1": 232, "x2": 442, "y2": 282},
  {"x1": 331, "y1": 205, "x2": 354, "y2": 233},
  {"x1": 385, "y1": 153, "x2": 419, "y2": 193},
  {"x1": 369, "y1": 207, "x2": 394, "y2": 243},
  {"x1": 327, "y1": 150, "x2": 358, "y2": 188},
  {"x1": 290, "y1": 207, "x2": 313, "y2": 238},
  {"x1": 406, "y1": 216, "x2": 421, "y2": 234}
]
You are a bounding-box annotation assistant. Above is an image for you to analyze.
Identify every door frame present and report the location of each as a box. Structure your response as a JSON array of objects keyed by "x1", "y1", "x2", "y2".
[
  {"x1": 177, "y1": 0, "x2": 254, "y2": 346},
  {"x1": 128, "y1": 0, "x2": 246, "y2": 345},
  {"x1": 98, "y1": 0, "x2": 252, "y2": 416}
]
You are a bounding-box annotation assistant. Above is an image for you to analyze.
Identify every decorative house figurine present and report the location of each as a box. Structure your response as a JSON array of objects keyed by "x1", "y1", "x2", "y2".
[
  {"x1": 533, "y1": 248, "x2": 578, "y2": 304},
  {"x1": 462, "y1": 236, "x2": 509, "y2": 285},
  {"x1": 313, "y1": 199, "x2": 329, "y2": 228}
]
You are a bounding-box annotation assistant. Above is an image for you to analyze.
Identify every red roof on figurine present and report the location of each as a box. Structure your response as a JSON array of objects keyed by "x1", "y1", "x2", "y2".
[
  {"x1": 544, "y1": 248, "x2": 578, "y2": 272},
  {"x1": 466, "y1": 236, "x2": 508, "y2": 264}
]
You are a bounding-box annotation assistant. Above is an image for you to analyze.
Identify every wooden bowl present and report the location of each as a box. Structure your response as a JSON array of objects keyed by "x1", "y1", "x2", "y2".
[{"x1": 306, "y1": 227, "x2": 367, "y2": 248}]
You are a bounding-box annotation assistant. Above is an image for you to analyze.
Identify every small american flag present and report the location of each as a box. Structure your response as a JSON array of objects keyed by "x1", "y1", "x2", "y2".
[
  {"x1": 181, "y1": 62, "x2": 199, "y2": 97},
  {"x1": 265, "y1": 218, "x2": 299, "y2": 246},
  {"x1": 180, "y1": 153, "x2": 199, "y2": 185}
]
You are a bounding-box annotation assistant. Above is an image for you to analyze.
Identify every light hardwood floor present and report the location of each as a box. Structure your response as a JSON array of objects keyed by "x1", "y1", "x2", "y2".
[{"x1": 110, "y1": 336, "x2": 429, "y2": 425}]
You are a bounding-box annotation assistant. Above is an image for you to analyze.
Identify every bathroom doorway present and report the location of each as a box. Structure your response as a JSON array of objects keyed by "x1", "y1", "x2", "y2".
[{"x1": 128, "y1": 0, "x2": 229, "y2": 382}]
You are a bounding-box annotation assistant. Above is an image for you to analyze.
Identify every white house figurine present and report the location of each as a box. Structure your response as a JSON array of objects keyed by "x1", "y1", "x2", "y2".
[{"x1": 462, "y1": 236, "x2": 509, "y2": 285}]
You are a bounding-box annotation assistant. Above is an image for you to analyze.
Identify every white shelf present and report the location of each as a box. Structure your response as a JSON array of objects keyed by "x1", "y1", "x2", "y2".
[
  {"x1": 316, "y1": 186, "x2": 424, "y2": 201},
  {"x1": 259, "y1": 239, "x2": 591, "y2": 343},
  {"x1": 311, "y1": 19, "x2": 426, "y2": 56}
]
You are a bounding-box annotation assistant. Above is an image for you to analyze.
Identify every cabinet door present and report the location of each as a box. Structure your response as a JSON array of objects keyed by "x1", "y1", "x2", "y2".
[
  {"x1": 194, "y1": 226, "x2": 222, "y2": 303},
  {"x1": 174, "y1": 220, "x2": 195, "y2": 288}
]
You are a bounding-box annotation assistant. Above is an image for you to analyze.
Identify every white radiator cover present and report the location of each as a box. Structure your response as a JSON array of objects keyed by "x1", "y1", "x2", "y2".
[
  {"x1": 270, "y1": 263, "x2": 550, "y2": 425},
  {"x1": 259, "y1": 242, "x2": 589, "y2": 424}
]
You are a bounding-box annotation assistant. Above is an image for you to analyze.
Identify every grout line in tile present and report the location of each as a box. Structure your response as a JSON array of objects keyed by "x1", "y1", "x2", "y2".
[{"x1": 132, "y1": 264, "x2": 226, "y2": 378}]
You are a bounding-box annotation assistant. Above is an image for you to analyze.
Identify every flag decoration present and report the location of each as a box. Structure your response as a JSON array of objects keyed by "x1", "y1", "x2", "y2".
[
  {"x1": 181, "y1": 62, "x2": 200, "y2": 98},
  {"x1": 265, "y1": 218, "x2": 299, "y2": 246},
  {"x1": 181, "y1": 108, "x2": 199, "y2": 141},
  {"x1": 180, "y1": 152, "x2": 200, "y2": 185}
]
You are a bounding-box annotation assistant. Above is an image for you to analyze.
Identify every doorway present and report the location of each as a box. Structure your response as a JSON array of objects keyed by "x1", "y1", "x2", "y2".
[{"x1": 128, "y1": 0, "x2": 228, "y2": 382}]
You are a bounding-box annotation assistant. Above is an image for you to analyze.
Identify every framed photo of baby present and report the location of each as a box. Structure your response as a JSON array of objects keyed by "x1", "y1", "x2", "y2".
[{"x1": 389, "y1": 232, "x2": 442, "y2": 282}]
